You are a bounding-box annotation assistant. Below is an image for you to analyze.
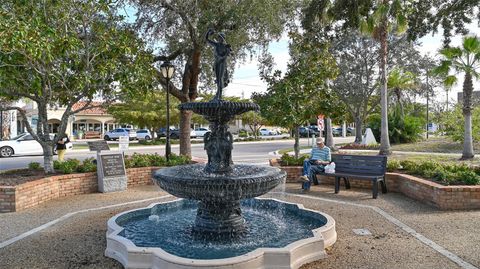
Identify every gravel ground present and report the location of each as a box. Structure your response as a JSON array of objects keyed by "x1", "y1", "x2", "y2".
[{"x1": 1, "y1": 183, "x2": 479, "y2": 269}]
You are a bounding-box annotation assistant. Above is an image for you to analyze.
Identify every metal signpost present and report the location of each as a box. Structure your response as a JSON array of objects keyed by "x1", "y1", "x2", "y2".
[{"x1": 118, "y1": 136, "x2": 129, "y2": 153}]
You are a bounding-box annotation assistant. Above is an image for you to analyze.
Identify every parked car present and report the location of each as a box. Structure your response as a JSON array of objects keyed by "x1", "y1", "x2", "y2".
[
  {"x1": 332, "y1": 127, "x2": 355, "y2": 136},
  {"x1": 259, "y1": 128, "x2": 276, "y2": 136},
  {"x1": 299, "y1": 126, "x2": 320, "y2": 137},
  {"x1": 136, "y1": 129, "x2": 152, "y2": 140},
  {"x1": 169, "y1": 129, "x2": 197, "y2": 139},
  {"x1": 104, "y1": 128, "x2": 136, "y2": 141},
  {"x1": 0, "y1": 133, "x2": 72, "y2": 157},
  {"x1": 194, "y1": 127, "x2": 210, "y2": 137},
  {"x1": 332, "y1": 127, "x2": 342, "y2": 137}
]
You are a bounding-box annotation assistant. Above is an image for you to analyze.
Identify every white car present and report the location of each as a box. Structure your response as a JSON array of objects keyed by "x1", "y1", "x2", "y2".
[
  {"x1": 136, "y1": 129, "x2": 153, "y2": 140},
  {"x1": 104, "y1": 128, "x2": 137, "y2": 141},
  {"x1": 259, "y1": 128, "x2": 276, "y2": 136},
  {"x1": 0, "y1": 133, "x2": 73, "y2": 157},
  {"x1": 194, "y1": 127, "x2": 210, "y2": 137}
]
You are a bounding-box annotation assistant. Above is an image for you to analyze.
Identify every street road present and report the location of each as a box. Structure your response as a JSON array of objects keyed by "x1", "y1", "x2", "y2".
[{"x1": 0, "y1": 137, "x2": 355, "y2": 171}]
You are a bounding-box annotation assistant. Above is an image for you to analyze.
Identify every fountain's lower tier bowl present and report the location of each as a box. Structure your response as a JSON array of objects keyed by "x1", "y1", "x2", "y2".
[{"x1": 106, "y1": 198, "x2": 337, "y2": 269}]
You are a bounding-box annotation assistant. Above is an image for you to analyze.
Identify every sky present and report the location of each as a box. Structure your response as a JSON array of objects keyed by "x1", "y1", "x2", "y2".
[{"x1": 225, "y1": 23, "x2": 480, "y2": 104}]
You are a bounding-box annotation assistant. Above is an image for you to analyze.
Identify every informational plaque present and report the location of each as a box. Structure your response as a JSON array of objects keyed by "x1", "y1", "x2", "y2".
[
  {"x1": 97, "y1": 152, "x2": 127, "y2": 193},
  {"x1": 88, "y1": 140, "x2": 110, "y2": 152},
  {"x1": 100, "y1": 154, "x2": 126, "y2": 177}
]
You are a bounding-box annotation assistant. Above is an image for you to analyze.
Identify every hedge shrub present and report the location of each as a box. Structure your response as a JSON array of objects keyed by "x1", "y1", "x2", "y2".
[{"x1": 387, "y1": 160, "x2": 479, "y2": 185}]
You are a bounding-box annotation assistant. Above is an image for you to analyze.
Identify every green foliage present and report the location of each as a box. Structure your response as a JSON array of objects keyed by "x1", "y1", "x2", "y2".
[
  {"x1": 457, "y1": 171, "x2": 480, "y2": 185},
  {"x1": 109, "y1": 91, "x2": 179, "y2": 132},
  {"x1": 386, "y1": 160, "x2": 401, "y2": 172},
  {"x1": 279, "y1": 153, "x2": 308, "y2": 166},
  {"x1": 76, "y1": 158, "x2": 97, "y2": 173},
  {"x1": 28, "y1": 162, "x2": 41, "y2": 170},
  {"x1": 441, "y1": 106, "x2": 480, "y2": 143},
  {"x1": 124, "y1": 153, "x2": 191, "y2": 168},
  {"x1": 340, "y1": 143, "x2": 380, "y2": 150},
  {"x1": 394, "y1": 160, "x2": 480, "y2": 185},
  {"x1": 55, "y1": 159, "x2": 81, "y2": 174},
  {"x1": 238, "y1": 130, "x2": 248, "y2": 138},
  {"x1": 368, "y1": 113, "x2": 425, "y2": 144}
]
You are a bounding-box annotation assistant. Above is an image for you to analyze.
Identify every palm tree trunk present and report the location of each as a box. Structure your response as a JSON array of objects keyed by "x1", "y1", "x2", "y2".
[
  {"x1": 461, "y1": 72, "x2": 474, "y2": 159},
  {"x1": 378, "y1": 26, "x2": 391, "y2": 155}
]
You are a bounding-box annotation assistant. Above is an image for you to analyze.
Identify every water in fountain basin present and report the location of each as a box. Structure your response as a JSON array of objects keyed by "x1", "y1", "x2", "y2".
[{"x1": 117, "y1": 199, "x2": 327, "y2": 260}]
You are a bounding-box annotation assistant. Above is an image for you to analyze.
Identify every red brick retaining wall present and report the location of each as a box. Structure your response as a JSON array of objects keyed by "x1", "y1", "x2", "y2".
[
  {"x1": 270, "y1": 159, "x2": 480, "y2": 210},
  {"x1": 0, "y1": 166, "x2": 159, "y2": 213}
]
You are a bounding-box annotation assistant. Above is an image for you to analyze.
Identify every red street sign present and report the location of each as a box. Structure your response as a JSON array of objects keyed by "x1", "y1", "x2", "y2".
[{"x1": 317, "y1": 115, "x2": 325, "y2": 131}]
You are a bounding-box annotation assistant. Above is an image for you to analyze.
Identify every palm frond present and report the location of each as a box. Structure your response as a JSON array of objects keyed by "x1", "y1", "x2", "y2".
[
  {"x1": 443, "y1": 75, "x2": 457, "y2": 87},
  {"x1": 462, "y1": 36, "x2": 480, "y2": 54}
]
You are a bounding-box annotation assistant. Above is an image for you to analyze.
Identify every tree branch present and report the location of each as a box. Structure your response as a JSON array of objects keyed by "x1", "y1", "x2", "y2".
[{"x1": 153, "y1": 49, "x2": 182, "y2": 63}]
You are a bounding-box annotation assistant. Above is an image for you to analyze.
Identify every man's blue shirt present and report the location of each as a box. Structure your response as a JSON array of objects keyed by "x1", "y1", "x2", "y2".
[{"x1": 310, "y1": 146, "x2": 331, "y2": 162}]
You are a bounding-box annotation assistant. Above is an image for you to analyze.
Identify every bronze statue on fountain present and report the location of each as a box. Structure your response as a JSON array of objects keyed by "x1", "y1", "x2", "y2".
[{"x1": 154, "y1": 29, "x2": 284, "y2": 235}]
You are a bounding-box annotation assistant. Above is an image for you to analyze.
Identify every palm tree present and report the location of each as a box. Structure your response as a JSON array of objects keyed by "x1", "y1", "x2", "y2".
[
  {"x1": 434, "y1": 35, "x2": 480, "y2": 159},
  {"x1": 387, "y1": 68, "x2": 417, "y2": 118},
  {"x1": 360, "y1": 0, "x2": 408, "y2": 155},
  {"x1": 303, "y1": 0, "x2": 408, "y2": 155}
]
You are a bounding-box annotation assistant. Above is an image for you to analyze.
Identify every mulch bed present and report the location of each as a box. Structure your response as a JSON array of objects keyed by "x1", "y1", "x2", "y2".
[{"x1": 0, "y1": 169, "x2": 59, "y2": 186}]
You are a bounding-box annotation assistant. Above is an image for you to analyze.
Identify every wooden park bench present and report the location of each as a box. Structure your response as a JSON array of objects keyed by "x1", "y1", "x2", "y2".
[
  {"x1": 317, "y1": 154, "x2": 388, "y2": 199},
  {"x1": 84, "y1": 131, "x2": 102, "y2": 139}
]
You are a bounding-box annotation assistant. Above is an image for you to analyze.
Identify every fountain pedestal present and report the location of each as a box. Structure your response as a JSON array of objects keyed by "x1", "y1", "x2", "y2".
[
  {"x1": 194, "y1": 200, "x2": 244, "y2": 234},
  {"x1": 156, "y1": 100, "x2": 271, "y2": 235}
]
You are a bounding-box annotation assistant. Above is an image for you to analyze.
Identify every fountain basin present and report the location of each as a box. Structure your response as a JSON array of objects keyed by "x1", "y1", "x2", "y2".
[{"x1": 105, "y1": 198, "x2": 337, "y2": 269}]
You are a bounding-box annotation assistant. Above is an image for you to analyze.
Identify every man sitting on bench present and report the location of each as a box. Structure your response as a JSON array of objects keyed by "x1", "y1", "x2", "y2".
[{"x1": 299, "y1": 137, "x2": 331, "y2": 190}]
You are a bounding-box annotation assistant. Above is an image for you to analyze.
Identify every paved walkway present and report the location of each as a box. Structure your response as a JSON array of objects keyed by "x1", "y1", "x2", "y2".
[{"x1": 0, "y1": 184, "x2": 479, "y2": 269}]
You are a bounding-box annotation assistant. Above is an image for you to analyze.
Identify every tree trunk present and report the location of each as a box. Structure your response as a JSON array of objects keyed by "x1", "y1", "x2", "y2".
[
  {"x1": 294, "y1": 125, "x2": 300, "y2": 159},
  {"x1": 461, "y1": 72, "x2": 474, "y2": 159},
  {"x1": 42, "y1": 143, "x2": 55, "y2": 173},
  {"x1": 325, "y1": 117, "x2": 335, "y2": 150},
  {"x1": 354, "y1": 116, "x2": 363, "y2": 144},
  {"x1": 378, "y1": 26, "x2": 391, "y2": 155},
  {"x1": 179, "y1": 110, "x2": 192, "y2": 157}
]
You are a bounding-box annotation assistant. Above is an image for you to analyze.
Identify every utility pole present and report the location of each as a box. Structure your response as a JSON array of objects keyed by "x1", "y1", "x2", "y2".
[{"x1": 426, "y1": 71, "x2": 429, "y2": 139}]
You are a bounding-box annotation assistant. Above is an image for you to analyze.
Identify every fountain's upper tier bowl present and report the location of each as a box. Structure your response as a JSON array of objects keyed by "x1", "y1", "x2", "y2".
[
  {"x1": 153, "y1": 164, "x2": 285, "y2": 201},
  {"x1": 179, "y1": 101, "x2": 259, "y2": 122}
]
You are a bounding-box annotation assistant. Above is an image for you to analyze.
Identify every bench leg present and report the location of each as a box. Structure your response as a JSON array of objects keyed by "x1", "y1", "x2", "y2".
[
  {"x1": 334, "y1": 177, "x2": 340, "y2": 194},
  {"x1": 344, "y1": 177, "x2": 351, "y2": 189},
  {"x1": 372, "y1": 179, "x2": 378, "y2": 199},
  {"x1": 380, "y1": 178, "x2": 388, "y2": 193}
]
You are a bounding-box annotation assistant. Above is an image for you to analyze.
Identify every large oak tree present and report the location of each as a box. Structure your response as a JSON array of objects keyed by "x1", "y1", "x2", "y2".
[
  {"x1": 126, "y1": 0, "x2": 298, "y2": 157},
  {"x1": 0, "y1": 0, "x2": 155, "y2": 172}
]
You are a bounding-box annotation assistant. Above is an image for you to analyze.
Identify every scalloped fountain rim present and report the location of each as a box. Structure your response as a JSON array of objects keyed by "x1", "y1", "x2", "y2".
[{"x1": 105, "y1": 198, "x2": 337, "y2": 269}]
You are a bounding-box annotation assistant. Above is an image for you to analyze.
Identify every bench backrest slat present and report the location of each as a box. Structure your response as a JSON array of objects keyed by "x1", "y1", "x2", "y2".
[{"x1": 331, "y1": 154, "x2": 387, "y2": 175}]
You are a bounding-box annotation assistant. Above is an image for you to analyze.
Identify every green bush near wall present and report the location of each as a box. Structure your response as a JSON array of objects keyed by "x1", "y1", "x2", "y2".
[{"x1": 387, "y1": 160, "x2": 479, "y2": 185}]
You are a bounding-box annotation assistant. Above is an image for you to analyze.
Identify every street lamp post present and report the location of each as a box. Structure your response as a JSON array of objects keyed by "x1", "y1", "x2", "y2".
[{"x1": 160, "y1": 61, "x2": 175, "y2": 162}]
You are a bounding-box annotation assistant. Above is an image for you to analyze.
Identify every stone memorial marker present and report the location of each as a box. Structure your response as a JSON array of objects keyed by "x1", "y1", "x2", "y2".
[
  {"x1": 361, "y1": 128, "x2": 378, "y2": 145},
  {"x1": 97, "y1": 152, "x2": 127, "y2": 193}
]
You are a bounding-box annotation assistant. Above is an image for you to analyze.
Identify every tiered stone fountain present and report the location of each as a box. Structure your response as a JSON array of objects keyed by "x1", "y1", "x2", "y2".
[{"x1": 105, "y1": 30, "x2": 336, "y2": 269}]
